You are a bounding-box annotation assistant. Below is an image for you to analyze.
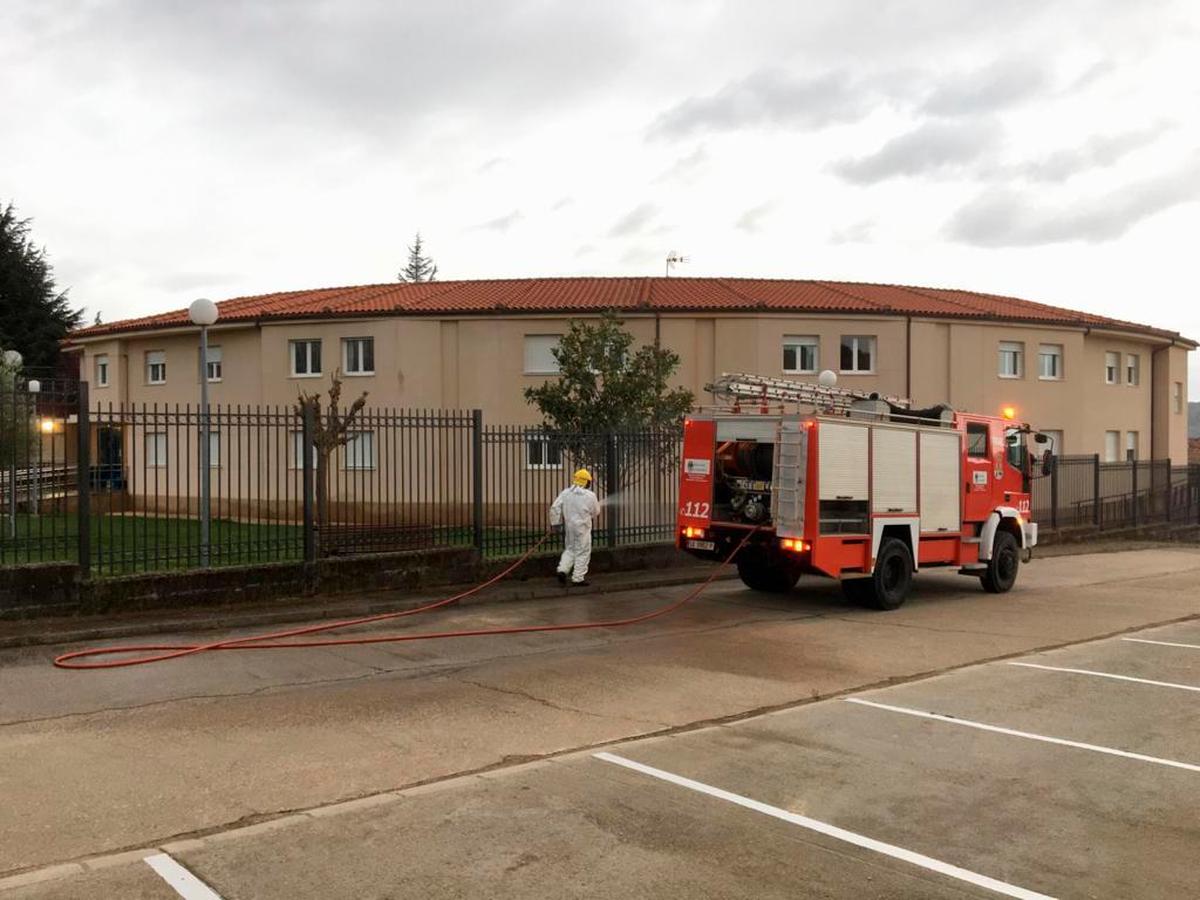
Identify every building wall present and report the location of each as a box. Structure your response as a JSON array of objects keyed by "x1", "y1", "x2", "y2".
[{"x1": 73, "y1": 311, "x2": 1194, "y2": 463}]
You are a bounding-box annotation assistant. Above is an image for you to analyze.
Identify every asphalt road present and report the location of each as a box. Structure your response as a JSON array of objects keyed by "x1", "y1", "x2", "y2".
[{"x1": 2, "y1": 546, "x2": 1198, "y2": 897}]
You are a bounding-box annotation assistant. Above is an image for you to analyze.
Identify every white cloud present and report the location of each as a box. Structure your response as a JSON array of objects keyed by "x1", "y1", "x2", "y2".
[
  {"x1": 946, "y1": 156, "x2": 1200, "y2": 246},
  {"x1": 1, "y1": 0, "x2": 1197, "y2": 390}
]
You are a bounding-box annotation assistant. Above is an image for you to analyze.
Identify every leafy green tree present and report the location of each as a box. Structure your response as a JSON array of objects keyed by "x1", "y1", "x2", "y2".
[
  {"x1": 524, "y1": 311, "x2": 693, "y2": 481},
  {"x1": 398, "y1": 232, "x2": 438, "y2": 282},
  {"x1": 0, "y1": 202, "x2": 82, "y2": 372}
]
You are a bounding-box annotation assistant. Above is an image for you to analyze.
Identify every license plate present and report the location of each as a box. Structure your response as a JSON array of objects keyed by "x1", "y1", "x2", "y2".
[{"x1": 686, "y1": 539, "x2": 716, "y2": 551}]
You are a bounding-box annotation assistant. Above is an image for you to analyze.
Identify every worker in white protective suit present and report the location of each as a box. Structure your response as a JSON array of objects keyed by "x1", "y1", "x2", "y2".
[{"x1": 550, "y1": 468, "x2": 601, "y2": 586}]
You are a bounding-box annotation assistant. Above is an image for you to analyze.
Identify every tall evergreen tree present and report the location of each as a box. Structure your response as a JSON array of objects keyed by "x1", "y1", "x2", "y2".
[
  {"x1": 398, "y1": 232, "x2": 438, "y2": 282},
  {"x1": 0, "y1": 202, "x2": 82, "y2": 371}
]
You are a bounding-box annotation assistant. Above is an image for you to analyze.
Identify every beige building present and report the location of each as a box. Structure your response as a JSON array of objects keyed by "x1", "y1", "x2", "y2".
[{"x1": 68, "y1": 277, "x2": 1194, "y2": 464}]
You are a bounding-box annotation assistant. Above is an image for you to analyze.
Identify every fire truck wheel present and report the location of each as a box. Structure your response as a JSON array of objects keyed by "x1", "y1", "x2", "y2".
[
  {"x1": 981, "y1": 530, "x2": 1020, "y2": 593},
  {"x1": 736, "y1": 559, "x2": 799, "y2": 594},
  {"x1": 864, "y1": 538, "x2": 913, "y2": 610}
]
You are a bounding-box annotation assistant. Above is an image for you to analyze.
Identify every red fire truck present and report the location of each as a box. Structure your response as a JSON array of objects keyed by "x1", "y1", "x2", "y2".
[{"x1": 677, "y1": 372, "x2": 1050, "y2": 609}]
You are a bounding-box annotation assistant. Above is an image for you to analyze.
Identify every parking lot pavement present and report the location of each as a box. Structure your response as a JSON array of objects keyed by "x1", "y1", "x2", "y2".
[{"x1": 8, "y1": 613, "x2": 1200, "y2": 899}]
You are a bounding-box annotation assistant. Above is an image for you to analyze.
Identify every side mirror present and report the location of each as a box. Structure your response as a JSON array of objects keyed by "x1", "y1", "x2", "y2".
[
  {"x1": 1041, "y1": 449, "x2": 1053, "y2": 477},
  {"x1": 1034, "y1": 432, "x2": 1049, "y2": 444}
]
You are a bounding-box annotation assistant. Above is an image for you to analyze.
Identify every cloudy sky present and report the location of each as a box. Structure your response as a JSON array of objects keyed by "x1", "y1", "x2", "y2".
[{"x1": 4, "y1": 0, "x2": 1199, "y2": 389}]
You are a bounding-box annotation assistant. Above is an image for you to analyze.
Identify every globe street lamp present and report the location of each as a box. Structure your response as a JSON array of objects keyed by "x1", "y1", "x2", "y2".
[{"x1": 189, "y1": 299, "x2": 219, "y2": 566}]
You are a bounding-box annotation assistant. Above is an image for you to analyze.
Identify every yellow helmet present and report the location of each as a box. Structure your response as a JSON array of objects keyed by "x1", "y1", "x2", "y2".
[{"x1": 572, "y1": 468, "x2": 593, "y2": 486}]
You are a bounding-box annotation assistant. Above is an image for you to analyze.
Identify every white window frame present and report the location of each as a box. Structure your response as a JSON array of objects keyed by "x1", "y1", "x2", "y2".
[
  {"x1": 206, "y1": 345, "x2": 222, "y2": 383},
  {"x1": 839, "y1": 335, "x2": 876, "y2": 374},
  {"x1": 1125, "y1": 431, "x2": 1138, "y2": 460},
  {"x1": 997, "y1": 341, "x2": 1024, "y2": 379},
  {"x1": 782, "y1": 336, "x2": 819, "y2": 374},
  {"x1": 289, "y1": 339, "x2": 322, "y2": 378},
  {"x1": 289, "y1": 432, "x2": 319, "y2": 469},
  {"x1": 95, "y1": 354, "x2": 110, "y2": 388},
  {"x1": 146, "y1": 350, "x2": 166, "y2": 385},
  {"x1": 1039, "y1": 429, "x2": 1063, "y2": 457},
  {"x1": 1125, "y1": 353, "x2": 1139, "y2": 387},
  {"x1": 523, "y1": 335, "x2": 562, "y2": 375},
  {"x1": 1104, "y1": 430, "x2": 1120, "y2": 462},
  {"x1": 1104, "y1": 351, "x2": 1119, "y2": 385},
  {"x1": 342, "y1": 337, "x2": 375, "y2": 376},
  {"x1": 1037, "y1": 344, "x2": 1063, "y2": 381},
  {"x1": 525, "y1": 431, "x2": 564, "y2": 470},
  {"x1": 145, "y1": 432, "x2": 168, "y2": 467},
  {"x1": 342, "y1": 431, "x2": 376, "y2": 470}
]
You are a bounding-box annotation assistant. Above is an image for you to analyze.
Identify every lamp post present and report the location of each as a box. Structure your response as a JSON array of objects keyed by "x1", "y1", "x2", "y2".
[
  {"x1": 27, "y1": 379, "x2": 40, "y2": 516},
  {"x1": 189, "y1": 299, "x2": 219, "y2": 566},
  {"x1": 3, "y1": 349, "x2": 22, "y2": 539}
]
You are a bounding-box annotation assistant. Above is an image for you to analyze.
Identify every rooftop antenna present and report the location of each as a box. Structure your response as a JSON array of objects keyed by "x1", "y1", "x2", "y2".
[{"x1": 665, "y1": 251, "x2": 689, "y2": 277}]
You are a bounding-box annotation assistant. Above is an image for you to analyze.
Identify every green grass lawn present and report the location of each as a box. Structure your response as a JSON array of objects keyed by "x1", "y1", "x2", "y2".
[{"x1": 0, "y1": 514, "x2": 567, "y2": 575}]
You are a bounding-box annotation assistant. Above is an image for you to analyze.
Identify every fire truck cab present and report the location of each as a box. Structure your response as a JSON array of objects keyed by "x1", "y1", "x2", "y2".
[{"x1": 677, "y1": 373, "x2": 1048, "y2": 610}]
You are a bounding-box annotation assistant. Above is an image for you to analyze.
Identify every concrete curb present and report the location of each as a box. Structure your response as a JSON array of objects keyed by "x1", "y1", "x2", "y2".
[{"x1": 0, "y1": 566, "x2": 736, "y2": 650}]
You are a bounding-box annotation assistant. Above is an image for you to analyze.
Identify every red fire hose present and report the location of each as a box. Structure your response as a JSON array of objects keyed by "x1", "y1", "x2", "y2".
[{"x1": 54, "y1": 530, "x2": 755, "y2": 670}]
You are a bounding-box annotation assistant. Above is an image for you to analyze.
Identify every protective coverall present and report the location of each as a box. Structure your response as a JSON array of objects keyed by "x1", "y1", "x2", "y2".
[{"x1": 550, "y1": 484, "x2": 601, "y2": 584}]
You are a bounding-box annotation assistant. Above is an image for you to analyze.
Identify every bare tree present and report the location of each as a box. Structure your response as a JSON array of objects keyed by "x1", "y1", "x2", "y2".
[{"x1": 295, "y1": 371, "x2": 368, "y2": 531}]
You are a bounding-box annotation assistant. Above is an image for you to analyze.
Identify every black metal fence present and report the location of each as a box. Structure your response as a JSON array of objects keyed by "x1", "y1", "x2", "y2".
[
  {"x1": 1032, "y1": 455, "x2": 1200, "y2": 531},
  {"x1": 3, "y1": 380, "x2": 1195, "y2": 579},
  {"x1": 0, "y1": 384, "x2": 681, "y2": 577}
]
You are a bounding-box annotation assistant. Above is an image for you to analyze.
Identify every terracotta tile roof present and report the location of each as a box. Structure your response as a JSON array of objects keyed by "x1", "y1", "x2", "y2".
[{"x1": 69, "y1": 276, "x2": 1193, "y2": 344}]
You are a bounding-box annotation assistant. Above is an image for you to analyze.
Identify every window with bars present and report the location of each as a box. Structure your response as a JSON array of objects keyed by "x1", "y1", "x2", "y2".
[
  {"x1": 525, "y1": 432, "x2": 564, "y2": 469},
  {"x1": 343, "y1": 431, "x2": 376, "y2": 470},
  {"x1": 145, "y1": 432, "x2": 168, "y2": 466},
  {"x1": 289, "y1": 432, "x2": 319, "y2": 469}
]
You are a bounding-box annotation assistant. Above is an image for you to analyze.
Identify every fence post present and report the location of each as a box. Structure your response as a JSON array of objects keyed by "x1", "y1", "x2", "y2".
[
  {"x1": 1130, "y1": 458, "x2": 1138, "y2": 527},
  {"x1": 471, "y1": 409, "x2": 484, "y2": 552},
  {"x1": 1164, "y1": 461, "x2": 1171, "y2": 523},
  {"x1": 1194, "y1": 464, "x2": 1200, "y2": 526},
  {"x1": 302, "y1": 402, "x2": 316, "y2": 563},
  {"x1": 1092, "y1": 454, "x2": 1101, "y2": 528},
  {"x1": 605, "y1": 433, "x2": 619, "y2": 548},
  {"x1": 76, "y1": 382, "x2": 91, "y2": 581},
  {"x1": 1049, "y1": 455, "x2": 1058, "y2": 530}
]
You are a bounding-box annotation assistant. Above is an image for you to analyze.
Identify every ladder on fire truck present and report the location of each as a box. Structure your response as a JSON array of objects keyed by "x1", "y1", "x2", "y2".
[{"x1": 706, "y1": 372, "x2": 912, "y2": 414}]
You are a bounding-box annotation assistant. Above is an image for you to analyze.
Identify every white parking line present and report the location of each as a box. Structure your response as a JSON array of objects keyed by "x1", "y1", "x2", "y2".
[
  {"x1": 144, "y1": 853, "x2": 224, "y2": 900},
  {"x1": 844, "y1": 698, "x2": 1200, "y2": 773},
  {"x1": 594, "y1": 751, "x2": 1055, "y2": 900},
  {"x1": 1008, "y1": 661, "x2": 1200, "y2": 693},
  {"x1": 1122, "y1": 637, "x2": 1200, "y2": 651}
]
